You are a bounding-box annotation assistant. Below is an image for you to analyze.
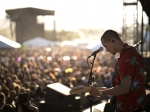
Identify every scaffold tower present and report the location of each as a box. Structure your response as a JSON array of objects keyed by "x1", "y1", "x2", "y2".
[{"x1": 122, "y1": 0, "x2": 139, "y2": 44}]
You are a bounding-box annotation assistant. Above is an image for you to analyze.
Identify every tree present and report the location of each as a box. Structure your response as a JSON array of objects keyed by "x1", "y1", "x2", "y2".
[
  {"x1": 45, "y1": 30, "x2": 80, "y2": 41},
  {"x1": 0, "y1": 27, "x2": 13, "y2": 40}
]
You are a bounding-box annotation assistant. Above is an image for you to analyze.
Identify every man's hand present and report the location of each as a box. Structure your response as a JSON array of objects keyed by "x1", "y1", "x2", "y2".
[{"x1": 89, "y1": 86, "x2": 100, "y2": 97}]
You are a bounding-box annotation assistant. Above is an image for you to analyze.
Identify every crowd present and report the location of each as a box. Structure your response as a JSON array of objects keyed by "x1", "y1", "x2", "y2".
[{"x1": 0, "y1": 46, "x2": 118, "y2": 112}]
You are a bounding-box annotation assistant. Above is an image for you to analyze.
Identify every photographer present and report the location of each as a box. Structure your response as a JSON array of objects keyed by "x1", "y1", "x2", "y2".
[
  {"x1": 15, "y1": 92, "x2": 38, "y2": 112},
  {"x1": 1, "y1": 104, "x2": 14, "y2": 112}
]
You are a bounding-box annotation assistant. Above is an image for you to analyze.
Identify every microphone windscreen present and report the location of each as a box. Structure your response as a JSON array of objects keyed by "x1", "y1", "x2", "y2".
[{"x1": 99, "y1": 47, "x2": 103, "y2": 51}]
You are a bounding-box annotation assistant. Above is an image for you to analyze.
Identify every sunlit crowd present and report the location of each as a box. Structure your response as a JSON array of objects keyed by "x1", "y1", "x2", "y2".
[{"x1": 0, "y1": 46, "x2": 118, "y2": 112}]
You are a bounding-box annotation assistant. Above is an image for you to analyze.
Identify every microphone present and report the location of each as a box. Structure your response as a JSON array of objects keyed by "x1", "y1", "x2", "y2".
[{"x1": 88, "y1": 47, "x2": 103, "y2": 58}]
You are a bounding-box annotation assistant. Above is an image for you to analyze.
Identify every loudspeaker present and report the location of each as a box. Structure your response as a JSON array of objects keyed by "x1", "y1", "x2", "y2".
[
  {"x1": 142, "y1": 94, "x2": 150, "y2": 112},
  {"x1": 143, "y1": 58, "x2": 150, "y2": 75},
  {"x1": 143, "y1": 58, "x2": 150, "y2": 86},
  {"x1": 45, "y1": 82, "x2": 74, "y2": 102},
  {"x1": 40, "y1": 83, "x2": 80, "y2": 112},
  {"x1": 39, "y1": 101, "x2": 75, "y2": 112}
]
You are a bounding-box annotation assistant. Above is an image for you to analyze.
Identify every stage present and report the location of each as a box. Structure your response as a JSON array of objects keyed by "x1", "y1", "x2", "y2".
[
  {"x1": 82, "y1": 102, "x2": 106, "y2": 112},
  {"x1": 82, "y1": 88, "x2": 150, "y2": 112}
]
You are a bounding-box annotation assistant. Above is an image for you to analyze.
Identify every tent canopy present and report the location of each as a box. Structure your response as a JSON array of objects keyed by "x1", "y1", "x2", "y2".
[
  {"x1": 60, "y1": 38, "x2": 103, "y2": 51},
  {"x1": 0, "y1": 35, "x2": 21, "y2": 48},
  {"x1": 22, "y1": 37, "x2": 59, "y2": 47}
]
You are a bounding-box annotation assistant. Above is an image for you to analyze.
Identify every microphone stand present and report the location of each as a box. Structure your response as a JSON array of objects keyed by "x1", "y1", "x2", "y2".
[{"x1": 87, "y1": 54, "x2": 97, "y2": 112}]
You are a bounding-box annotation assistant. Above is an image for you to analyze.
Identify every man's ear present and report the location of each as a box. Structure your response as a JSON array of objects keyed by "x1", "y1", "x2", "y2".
[{"x1": 110, "y1": 37, "x2": 114, "y2": 43}]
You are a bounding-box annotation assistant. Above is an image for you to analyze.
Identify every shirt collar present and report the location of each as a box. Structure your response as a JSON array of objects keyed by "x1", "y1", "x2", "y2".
[{"x1": 120, "y1": 43, "x2": 129, "y2": 54}]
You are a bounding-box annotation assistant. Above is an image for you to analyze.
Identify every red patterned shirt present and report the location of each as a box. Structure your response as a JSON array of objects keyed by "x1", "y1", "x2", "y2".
[{"x1": 112, "y1": 43, "x2": 147, "y2": 112}]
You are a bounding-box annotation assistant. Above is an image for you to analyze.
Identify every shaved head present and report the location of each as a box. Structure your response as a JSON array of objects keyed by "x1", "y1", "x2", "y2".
[{"x1": 101, "y1": 30, "x2": 121, "y2": 42}]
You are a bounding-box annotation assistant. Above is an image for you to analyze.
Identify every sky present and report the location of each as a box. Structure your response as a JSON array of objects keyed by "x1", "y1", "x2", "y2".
[{"x1": 0, "y1": 0, "x2": 148, "y2": 32}]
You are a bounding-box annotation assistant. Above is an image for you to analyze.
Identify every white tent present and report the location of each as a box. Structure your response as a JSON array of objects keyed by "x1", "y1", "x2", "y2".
[
  {"x1": 22, "y1": 37, "x2": 59, "y2": 47},
  {"x1": 73, "y1": 38, "x2": 104, "y2": 51},
  {"x1": 60, "y1": 40, "x2": 77, "y2": 47},
  {"x1": 0, "y1": 35, "x2": 21, "y2": 48},
  {"x1": 60, "y1": 38, "x2": 89, "y2": 47},
  {"x1": 60, "y1": 38, "x2": 104, "y2": 51}
]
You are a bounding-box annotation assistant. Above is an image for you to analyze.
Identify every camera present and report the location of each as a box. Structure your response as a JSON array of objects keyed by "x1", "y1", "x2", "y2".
[
  {"x1": 110, "y1": 96, "x2": 116, "y2": 105},
  {"x1": 17, "y1": 92, "x2": 30, "y2": 104}
]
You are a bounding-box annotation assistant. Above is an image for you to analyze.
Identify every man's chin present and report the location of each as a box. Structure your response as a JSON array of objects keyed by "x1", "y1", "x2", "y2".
[
  {"x1": 112, "y1": 52, "x2": 116, "y2": 55},
  {"x1": 109, "y1": 51, "x2": 115, "y2": 55}
]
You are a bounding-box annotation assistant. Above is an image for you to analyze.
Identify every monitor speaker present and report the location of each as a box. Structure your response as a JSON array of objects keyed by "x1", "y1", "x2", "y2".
[
  {"x1": 45, "y1": 82, "x2": 74, "y2": 102},
  {"x1": 39, "y1": 82, "x2": 80, "y2": 112}
]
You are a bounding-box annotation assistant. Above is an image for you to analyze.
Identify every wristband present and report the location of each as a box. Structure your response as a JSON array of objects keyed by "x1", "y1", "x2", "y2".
[{"x1": 99, "y1": 91, "x2": 103, "y2": 96}]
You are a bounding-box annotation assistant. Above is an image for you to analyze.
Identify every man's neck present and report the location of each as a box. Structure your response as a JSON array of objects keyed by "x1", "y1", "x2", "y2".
[{"x1": 117, "y1": 41, "x2": 124, "y2": 53}]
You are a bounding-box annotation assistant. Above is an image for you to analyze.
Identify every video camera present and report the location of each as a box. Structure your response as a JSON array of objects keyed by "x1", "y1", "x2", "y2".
[{"x1": 17, "y1": 92, "x2": 30, "y2": 104}]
